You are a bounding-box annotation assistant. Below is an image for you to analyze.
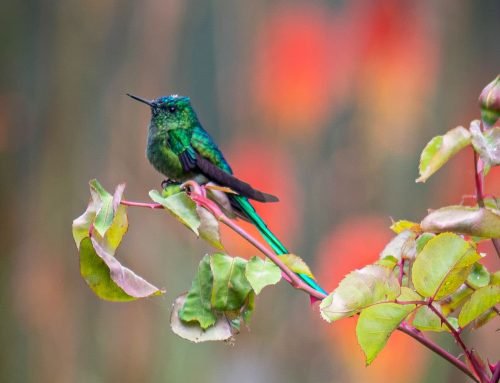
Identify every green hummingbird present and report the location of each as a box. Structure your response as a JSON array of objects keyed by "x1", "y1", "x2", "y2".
[{"x1": 127, "y1": 93, "x2": 326, "y2": 295}]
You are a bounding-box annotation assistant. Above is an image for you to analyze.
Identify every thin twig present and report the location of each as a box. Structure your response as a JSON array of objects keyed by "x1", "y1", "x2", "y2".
[
  {"x1": 398, "y1": 322, "x2": 479, "y2": 383},
  {"x1": 121, "y1": 200, "x2": 164, "y2": 209},
  {"x1": 428, "y1": 303, "x2": 484, "y2": 382}
]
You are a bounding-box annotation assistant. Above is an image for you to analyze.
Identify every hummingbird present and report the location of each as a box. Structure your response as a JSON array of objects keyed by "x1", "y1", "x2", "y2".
[{"x1": 127, "y1": 93, "x2": 326, "y2": 295}]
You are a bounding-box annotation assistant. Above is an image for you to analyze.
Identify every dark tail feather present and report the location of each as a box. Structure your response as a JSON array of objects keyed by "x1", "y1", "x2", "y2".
[{"x1": 230, "y1": 195, "x2": 327, "y2": 295}]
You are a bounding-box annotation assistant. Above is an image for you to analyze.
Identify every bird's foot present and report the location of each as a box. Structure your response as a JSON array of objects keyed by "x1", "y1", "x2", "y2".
[{"x1": 161, "y1": 179, "x2": 180, "y2": 190}]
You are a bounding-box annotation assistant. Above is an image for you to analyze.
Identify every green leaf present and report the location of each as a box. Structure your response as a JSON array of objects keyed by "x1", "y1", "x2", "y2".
[
  {"x1": 379, "y1": 230, "x2": 417, "y2": 261},
  {"x1": 245, "y1": 257, "x2": 282, "y2": 294},
  {"x1": 280, "y1": 253, "x2": 314, "y2": 279},
  {"x1": 149, "y1": 189, "x2": 200, "y2": 235},
  {"x1": 473, "y1": 309, "x2": 497, "y2": 329},
  {"x1": 416, "y1": 233, "x2": 435, "y2": 253},
  {"x1": 89, "y1": 179, "x2": 118, "y2": 236},
  {"x1": 458, "y1": 285, "x2": 500, "y2": 328},
  {"x1": 356, "y1": 287, "x2": 419, "y2": 365},
  {"x1": 79, "y1": 237, "x2": 163, "y2": 301},
  {"x1": 492, "y1": 271, "x2": 500, "y2": 285},
  {"x1": 210, "y1": 253, "x2": 253, "y2": 312},
  {"x1": 412, "y1": 233, "x2": 480, "y2": 300},
  {"x1": 467, "y1": 263, "x2": 490, "y2": 289},
  {"x1": 241, "y1": 291, "x2": 255, "y2": 324},
  {"x1": 72, "y1": 195, "x2": 98, "y2": 248},
  {"x1": 413, "y1": 305, "x2": 448, "y2": 332},
  {"x1": 416, "y1": 126, "x2": 471, "y2": 183},
  {"x1": 420, "y1": 205, "x2": 500, "y2": 239},
  {"x1": 320, "y1": 265, "x2": 400, "y2": 323},
  {"x1": 179, "y1": 255, "x2": 217, "y2": 329},
  {"x1": 470, "y1": 121, "x2": 500, "y2": 174},
  {"x1": 376, "y1": 255, "x2": 398, "y2": 269},
  {"x1": 390, "y1": 220, "x2": 420, "y2": 234},
  {"x1": 171, "y1": 294, "x2": 235, "y2": 343},
  {"x1": 440, "y1": 285, "x2": 473, "y2": 316},
  {"x1": 196, "y1": 206, "x2": 224, "y2": 250}
]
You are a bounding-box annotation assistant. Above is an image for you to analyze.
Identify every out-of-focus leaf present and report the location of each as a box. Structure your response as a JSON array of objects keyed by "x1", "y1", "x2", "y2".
[
  {"x1": 161, "y1": 183, "x2": 183, "y2": 198},
  {"x1": 196, "y1": 206, "x2": 223, "y2": 250},
  {"x1": 356, "y1": 287, "x2": 419, "y2": 365},
  {"x1": 79, "y1": 237, "x2": 163, "y2": 301},
  {"x1": 149, "y1": 189, "x2": 200, "y2": 234},
  {"x1": 458, "y1": 285, "x2": 500, "y2": 328},
  {"x1": 320, "y1": 265, "x2": 400, "y2": 323},
  {"x1": 280, "y1": 253, "x2": 314, "y2": 279},
  {"x1": 379, "y1": 230, "x2": 417, "y2": 261},
  {"x1": 416, "y1": 233, "x2": 435, "y2": 253},
  {"x1": 376, "y1": 255, "x2": 398, "y2": 269},
  {"x1": 171, "y1": 294, "x2": 235, "y2": 343},
  {"x1": 467, "y1": 263, "x2": 490, "y2": 289},
  {"x1": 440, "y1": 285, "x2": 473, "y2": 316},
  {"x1": 390, "y1": 220, "x2": 420, "y2": 234},
  {"x1": 245, "y1": 257, "x2": 282, "y2": 295},
  {"x1": 179, "y1": 255, "x2": 217, "y2": 329},
  {"x1": 492, "y1": 271, "x2": 500, "y2": 285},
  {"x1": 210, "y1": 253, "x2": 252, "y2": 312},
  {"x1": 412, "y1": 233, "x2": 480, "y2": 300},
  {"x1": 242, "y1": 292, "x2": 255, "y2": 324},
  {"x1": 470, "y1": 121, "x2": 500, "y2": 174},
  {"x1": 417, "y1": 126, "x2": 471, "y2": 183},
  {"x1": 413, "y1": 305, "x2": 448, "y2": 332},
  {"x1": 473, "y1": 309, "x2": 497, "y2": 329},
  {"x1": 72, "y1": 197, "x2": 98, "y2": 249},
  {"x1": 421, "y1": 205, "x2": 500, "y2": 239}
]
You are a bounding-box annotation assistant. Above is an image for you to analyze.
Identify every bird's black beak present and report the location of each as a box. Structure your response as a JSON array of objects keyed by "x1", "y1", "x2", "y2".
[{"x1": 126, "y1": 93, "x2": 155, "y2": 107}]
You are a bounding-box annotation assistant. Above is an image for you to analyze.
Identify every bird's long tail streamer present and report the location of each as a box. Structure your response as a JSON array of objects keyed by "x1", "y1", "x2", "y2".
[{"x1": 232, "y1": 195, "x2": 327, "y2": 295}]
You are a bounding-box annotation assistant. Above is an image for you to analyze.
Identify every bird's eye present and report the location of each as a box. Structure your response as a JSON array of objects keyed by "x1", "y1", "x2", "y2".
[{"x1": 168, "y1": 106, "x2": 177, "y2": 113}]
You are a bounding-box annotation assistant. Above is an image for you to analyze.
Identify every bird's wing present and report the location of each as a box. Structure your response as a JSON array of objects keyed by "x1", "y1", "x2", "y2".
[{"x1": 168, "y1": 127, "x2": 278, "y2": 203}]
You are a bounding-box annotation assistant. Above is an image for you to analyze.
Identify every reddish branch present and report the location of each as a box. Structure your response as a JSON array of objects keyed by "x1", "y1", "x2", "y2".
[{"x1": 120, "y1": 181, "x2": 494, "y2": 382}]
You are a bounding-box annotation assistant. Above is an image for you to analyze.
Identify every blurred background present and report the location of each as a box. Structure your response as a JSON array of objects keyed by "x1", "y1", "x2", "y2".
[{"x1": 1, "y1": 0, "x2": 499, "y2": 382}]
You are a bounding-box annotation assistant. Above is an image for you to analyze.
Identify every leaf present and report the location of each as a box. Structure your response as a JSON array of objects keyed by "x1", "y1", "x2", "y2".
[
  {"x1": 89, "y1": 179, "x2": 119, "y2": 236},
  {"x1": 72, "y1": 196, "x2": 98, "y2": 248},
  {"x1": 356, "y1": 287, "x2": 420, "y2": 365},
  {"x1": 149, "y1": 189, "x2": 200, "y2": 235},
  {"x1": 179, "y1": 255, "x2": 217, "y2": 329},
  {"x1": 171, "y1": 294, "x2": 235, "y2": 343},
  {"x1": 379, "y1": 230, "x2": 417, "y2": 261},
  {"x1": 280, "y1": 253, "x2": 314, "y2": 279},
  {"x1": 458, "y1": 285, "x2": 500, "y2": 328},
  {"x1": 440, "y1": 285, "x2": 474, "y2": 316},
  {"x1": 196, "y1": 206, "x2": 224, "y2": 250},
  {"x1": 412, "y1": 233, "x2": 480, "y2": 300},
  {"x1": 320, "y1": 265, "x2": 400, "y2": 323},
  {"x1": 416, "y1": 126, "x2": 471, "y2": 183},
  {"x1": 421, "y1": 205, "x2": 500, "y2": 239},
  {"x1": 413, "y1": 305, "x2": 448, "y2": 332},
  {"x1": 473, "y1": 309, "x2": 497, "y2": 329},
  {"x1": 390, "y1": 220, "x2": 420, "y2": 234},
  {"x1": 245, "y1": 257, "x2": 282, "y2": 294},
  {"x1": 470, "y1": 121, "x2": 500, "y2": 174},
  {"x1": 416, "y1": 233, "x2": 435, "y2": 253},
  {"x1": 376, "y1": 255, "x2": 398, "y2": 269},
  {"x1": 241, "y1": 292, "x2": 255, "y2": 324},
  {"x1": 467, "y1": 263, "x2": 490, "y2": 289},
  {"x1": 210, "y1": 253, "x2": 253, "y2": 312},
  {"x1": 79, "y1": 237, "x2": 164, "y2": 301}
]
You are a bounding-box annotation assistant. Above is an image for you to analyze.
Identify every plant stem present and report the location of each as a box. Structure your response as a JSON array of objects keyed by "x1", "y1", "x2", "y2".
[
  {"x1": 121, "y1": 200, "x2": 164, "y2": 209},
  {"x1": 398, "y1": 322, "x2": 479, "y2": 383},
  {"x1": 428, "y1": 303, "x2": 486, "y2": 382}
]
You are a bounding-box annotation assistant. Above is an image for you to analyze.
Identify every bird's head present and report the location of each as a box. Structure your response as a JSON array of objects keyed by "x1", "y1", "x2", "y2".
[{"x1": 127, "y1": 93, "x2": 199, "y2": 131}]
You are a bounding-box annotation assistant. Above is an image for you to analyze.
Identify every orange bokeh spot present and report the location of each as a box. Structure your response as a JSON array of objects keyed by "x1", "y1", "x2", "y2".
[
  {"x1": 220, "y1": 138, "x2": 301, "y2": 258},
  {"x1": 316, "y1": 216, "x2": 426, "y2": 383},
  {"x1": 253, "y1": 4, "x2": 337, "y2": 134}
]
